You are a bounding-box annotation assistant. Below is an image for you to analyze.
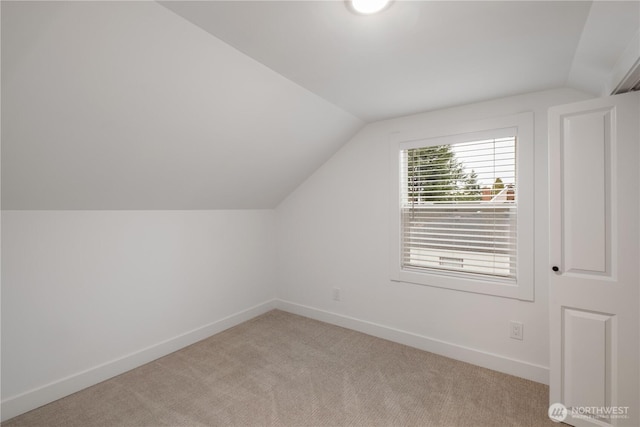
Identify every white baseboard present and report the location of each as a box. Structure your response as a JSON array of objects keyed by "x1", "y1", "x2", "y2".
[
  {"x1": 275, "y1": 299, "x2": 549, "y2": 385},
  {"x1": 2, "y1": 298, "x2": 548, "y2": 421},
  {"x1": 1, "y1": 299, "x2": 277, "y2": 422}
]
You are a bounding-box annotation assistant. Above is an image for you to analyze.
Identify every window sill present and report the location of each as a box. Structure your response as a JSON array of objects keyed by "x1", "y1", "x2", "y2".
[{"x1": 391, "y1": 267, "x2": 531, "y2": 300}]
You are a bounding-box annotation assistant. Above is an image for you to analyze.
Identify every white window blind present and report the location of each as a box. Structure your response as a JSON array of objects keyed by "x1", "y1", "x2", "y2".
[{"x1": 400, "y1": 135, "x2": 517, "y2": 281}]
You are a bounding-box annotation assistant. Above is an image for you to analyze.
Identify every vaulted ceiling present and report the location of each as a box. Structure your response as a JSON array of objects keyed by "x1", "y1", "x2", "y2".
[{"x1": 2, "y1": 1, "x2": 638, "y2": 209}]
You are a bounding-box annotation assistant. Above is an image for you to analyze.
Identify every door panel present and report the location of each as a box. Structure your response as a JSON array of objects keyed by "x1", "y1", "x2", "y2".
[
  {"x1": 549, "y1": 92, "x2": 639, "y2": 427},
  {"x1": 562, "y1": 308, "x2": 613, "y2": 411},
  {"x1": 562, "y1": 109, "x2": 611, "y2": 275}
]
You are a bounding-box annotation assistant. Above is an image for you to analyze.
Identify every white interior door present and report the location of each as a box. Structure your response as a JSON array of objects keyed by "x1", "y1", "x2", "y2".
[{"x1": 549, "y1": 92, "x2": 639, "y2": 426}]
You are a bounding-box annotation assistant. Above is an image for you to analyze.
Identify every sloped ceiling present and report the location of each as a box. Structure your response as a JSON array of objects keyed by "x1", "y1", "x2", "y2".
[
  {"x1": 1, "y1": 1, "x2": 363, "y2": 209},
  {"x1": 567, "y1": 1, "x2": 640, "y2": 95},
  {"x1": 161, "y1": 0, "x2": 597, "y2": 122},
  {"x1": 2, "y1": 1, "x2": 638, "y2": 209}
]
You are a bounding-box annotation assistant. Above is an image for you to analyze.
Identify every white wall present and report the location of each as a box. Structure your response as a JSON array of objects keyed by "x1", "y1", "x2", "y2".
[
  {"x1": 0, "y1": 88, "x2": 596, "y2": 421},
  {"x1": 276, "y1": 88, "x2": 593, "y2": 384},
  {"x1": 1, "y1": 209, "x2": 276, "y2": 420}
]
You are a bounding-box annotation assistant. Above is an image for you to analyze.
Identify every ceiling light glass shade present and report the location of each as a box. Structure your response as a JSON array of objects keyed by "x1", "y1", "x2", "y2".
[{"x1": 349, "y1": 0, "x2": 392, "y2": 15}]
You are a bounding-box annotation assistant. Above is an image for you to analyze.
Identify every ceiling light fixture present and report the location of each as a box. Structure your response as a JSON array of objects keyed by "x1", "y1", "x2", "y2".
[{"x1": 348, "y1": 0, "x2": 392, "y2": 15}]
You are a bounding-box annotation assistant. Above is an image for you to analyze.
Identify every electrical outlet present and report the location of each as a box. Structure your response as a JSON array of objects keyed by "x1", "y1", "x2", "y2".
[
  {"x1": 332, "y1": 287, "x2": 341, "y2": 301},
  {"x1": 509, "y1": 321, "x2": 523, "y2": 340}
]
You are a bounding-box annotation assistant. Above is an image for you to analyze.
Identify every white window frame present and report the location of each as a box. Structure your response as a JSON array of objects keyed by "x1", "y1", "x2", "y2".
[{"x1": 390, "y1": 112, "x2": 534, "y2": 300}]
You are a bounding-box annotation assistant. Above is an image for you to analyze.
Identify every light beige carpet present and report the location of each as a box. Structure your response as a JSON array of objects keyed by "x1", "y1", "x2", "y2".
[{"x1": 3, "y1": 310, "x2": 556, "y2": 426}]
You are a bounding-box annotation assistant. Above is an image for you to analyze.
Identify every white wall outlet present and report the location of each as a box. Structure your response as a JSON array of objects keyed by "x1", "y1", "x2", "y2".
[
  {"x1": 332, "y1": 287, "x2": 341, "y2": 301},
  {"x1": 509, "y1": 321, "x2": 523, "y2": 340}
]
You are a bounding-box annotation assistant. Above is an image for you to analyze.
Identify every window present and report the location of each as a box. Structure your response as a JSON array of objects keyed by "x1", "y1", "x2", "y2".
[
  {"x1": 402, "y1": 134, "x2": 517, "y2": 280},
  {"x1": 390, "y1": 113, "x2": 534, "y2": 300}
]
